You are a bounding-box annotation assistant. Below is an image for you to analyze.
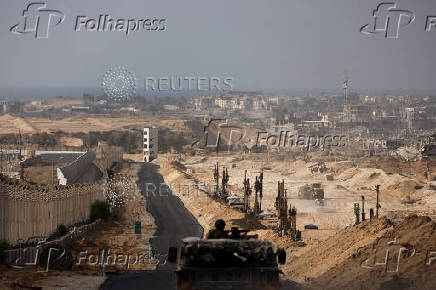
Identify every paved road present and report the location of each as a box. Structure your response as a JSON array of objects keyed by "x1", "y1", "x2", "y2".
[
  {"x1": 101, "y1": 163, "x2": 203, "y2": 290},
  {"x1": 101, "y1": 163, "x2": 298, "y2": 290},
  {"x1": 140, "y1": 163, "x2": 203, "y2": 266}
]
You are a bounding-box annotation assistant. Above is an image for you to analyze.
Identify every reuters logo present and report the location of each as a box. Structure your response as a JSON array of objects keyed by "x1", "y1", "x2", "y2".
[{"x1": 102, "y1": 66, "x2": 137, "y2": 101}]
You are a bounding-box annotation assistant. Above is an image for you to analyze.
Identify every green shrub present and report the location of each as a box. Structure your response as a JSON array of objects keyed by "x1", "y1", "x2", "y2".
[
  {"x1": 0, "y1": 240, "x2": 11, "y2": 264},
  {"x1": 0, "y1": 240, "x2": 11, "y2": 251},
  {"x1": 90, "y1": 200, "x2": 111, "y2": 221},
  {"x1": 106, "y1": 168, "x2": 115, "y2": 179}
]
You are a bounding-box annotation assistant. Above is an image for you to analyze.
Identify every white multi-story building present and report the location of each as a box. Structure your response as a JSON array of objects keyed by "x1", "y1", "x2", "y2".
[{"x1": 143, "y1": 127, "x2": 158, "y2": 162}]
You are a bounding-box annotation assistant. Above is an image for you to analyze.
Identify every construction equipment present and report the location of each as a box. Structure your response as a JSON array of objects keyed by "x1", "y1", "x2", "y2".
[
  {"x1": 298, "y1": 183, "x2": 325, "y2": 201},
  {"x1": 254, "y1": 169, "x2": 263, "y2": 214},
  {"x1": 221, "y1": 167, "x2": 229, "y2": 198},
  {"x1": 243, "y1": 170, "x2": 252, "y2": 213},
  {"x1": 275, "y1": 180, "x2": 297, "y2": 238},
  {"x1": 213, "y1": 162, "x2": 219, "y2": 196},
  {"x1": 309, "y1": 162, "x2": 328, "y2": 174}
]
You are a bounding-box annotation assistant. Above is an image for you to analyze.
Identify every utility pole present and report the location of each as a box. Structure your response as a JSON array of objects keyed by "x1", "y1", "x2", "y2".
[
  {"x1": 18, "y1": 130, "x2": 22, "y2": 161},
  {"x1": 253, "y1": 169, "x2": 264, "y2": 214},
  {"x1": 213, "y1": 162, "x2": 219, "y2": 196},
  {"x1": 375, "y1": 185, "x2": 380, "y2": 218},
  {"x1": 52, "y1": 160, "x2": 54, "y2": 184},
  {"x1": 259, "y1": 169, "x2": 263, "y2": 212},
  {"x1": 354, "y1": 203, "x2": 360, "y2": 225},
  {"x1": 221, "y1": 167, "x2": 229, "y2": 197},
  {"x1": 254, "y1": 176, "x2": 260, "y2": 214},
  {"x1": 288, "y1": 204, "x2": 297, "y2": 239},
  {"x1": 243, "y1": 170, "x2": 251, "y2": 213},
  {"x1": 276, "y1": 180, "x2": 289, "y2": 236},
  {"x1": 343, "y1": 71, "x2": 349, "y2": 104},
  {"x1": 361, "y1": 196, "x2": 365, "y2": 222}
]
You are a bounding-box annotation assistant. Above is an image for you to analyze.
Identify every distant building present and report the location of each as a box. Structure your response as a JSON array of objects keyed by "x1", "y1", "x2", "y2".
[
  {"x1": 143, "y1": 127, "x2": 158, "y2": 162},
  {"x1": 120, "y1": 106, "x2": 139, "y2": 112},
  {"x1": 0, "y1": 100, "x2": 23, "y2": 114},
  {"x1": 215, "y1": 97, "x2": 231, "y2": 109},
  {"x1": 71, "y1": 105, "x2": 90, "y2": 112},
  {"x1": 163, "y1": 104, "x2": 179, "y2": 111},
  {"x1": 270, "y1": 123, "x2": 297, "y2": 135},
  {"x1": 193, "y1": 96, "x2": 214, "y2": 111},
  {"x1": 343, "y1": 104, "x2": 371, "y2": 123},
  {"x1": 404, "y1": 107, "x2": 432, "y2": 130}
]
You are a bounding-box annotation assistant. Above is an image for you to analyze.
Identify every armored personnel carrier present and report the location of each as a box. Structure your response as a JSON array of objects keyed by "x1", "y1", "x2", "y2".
[{"x1": 167, "y1": 228, "x2": 286, "y2": 289}]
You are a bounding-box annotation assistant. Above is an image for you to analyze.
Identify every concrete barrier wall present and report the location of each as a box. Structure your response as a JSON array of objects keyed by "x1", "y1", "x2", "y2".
[
  {"x1": 0, "y1": 185, "x2": 103, "y2": 244},
  {"x1": 2, "y1": 220, "x2": 102, "y2": 266}
]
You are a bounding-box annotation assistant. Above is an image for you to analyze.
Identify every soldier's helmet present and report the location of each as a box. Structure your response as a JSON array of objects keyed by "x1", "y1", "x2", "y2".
[{"x1": 215, "y1": 219, "x2": 226, "y2": 230}]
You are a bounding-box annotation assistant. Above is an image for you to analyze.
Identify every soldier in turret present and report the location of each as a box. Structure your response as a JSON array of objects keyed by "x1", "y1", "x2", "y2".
[{"x1": 206, "y1": 219, "x2": 228, "y2": 239}]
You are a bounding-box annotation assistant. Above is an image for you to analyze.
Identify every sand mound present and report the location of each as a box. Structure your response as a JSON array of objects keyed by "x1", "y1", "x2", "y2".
[
  {"x1": 284, "y1": 217, "x2": 394, "y2": 282},
  {"x1": 306, "y1": 215, "x2": 436, "y2": 289},
  {"x1": 386, "y1": 179, "x2": 424, "y2": 194},
  {"x1": 332, "y1": 167, "x2": 424, "y2": 197},
  {"x1": 0, "y1": 114, "x2": 37, "y2": 133}
]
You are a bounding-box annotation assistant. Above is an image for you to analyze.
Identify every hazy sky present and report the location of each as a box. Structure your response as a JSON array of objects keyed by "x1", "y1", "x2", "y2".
[{"x1": 0, "y1": 0, "x2": 436, "y2": 93}]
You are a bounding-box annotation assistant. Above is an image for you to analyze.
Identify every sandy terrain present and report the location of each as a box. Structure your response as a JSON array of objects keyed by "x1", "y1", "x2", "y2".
[
  {"x1": 59, "y1": 136, "x2": 84, "y2": 147},
  {"x1": 154, "y1": 152, "x2": 436, "y2": 287},
  {"x1": 165, "y1": 154, "x2": 436, "y2": 230},
  {"x1": 307, "y1": 215, "x2": 436, "y2": 289},
  {"x1": 0, "y1": 116, "x2": 189, "y2": 134},
  {"x1": 0, "y1": 114, "x2": 37, "y2": 134}
]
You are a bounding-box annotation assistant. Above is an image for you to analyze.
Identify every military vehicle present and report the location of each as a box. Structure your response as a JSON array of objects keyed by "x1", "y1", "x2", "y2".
[
  {"x1": 297, "y1": 183, "x2": 324, "y2": 200},
  {"x1": 167, "y1": 227, "x2": 286, "y2": 289}
]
